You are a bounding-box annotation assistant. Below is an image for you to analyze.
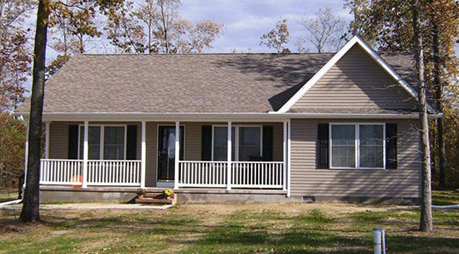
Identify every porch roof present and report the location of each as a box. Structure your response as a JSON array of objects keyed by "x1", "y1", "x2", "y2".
[{"x1": 16, "y1": 52, "x2": 417, "y2": 115}]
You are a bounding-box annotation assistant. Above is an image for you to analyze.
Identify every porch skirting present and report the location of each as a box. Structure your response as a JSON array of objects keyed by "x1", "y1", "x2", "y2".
[
  {"x1": 39, "y1": 186, "x2": 417, "y2": 204},
  {"x1": 39, "y1": 185, "x2": 291, "y2": 204}
]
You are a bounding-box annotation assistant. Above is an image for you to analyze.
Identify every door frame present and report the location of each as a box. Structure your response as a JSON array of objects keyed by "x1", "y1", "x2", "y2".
[{"x1": 156, "y1": 124, "x2": 186, "y2": 186}]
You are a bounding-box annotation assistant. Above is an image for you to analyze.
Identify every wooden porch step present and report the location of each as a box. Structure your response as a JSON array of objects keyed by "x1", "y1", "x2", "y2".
[
  {"x1": 135, "y1": 198, "x2": 173, "y2": 205},
  {"x1": 143, "y1": 192, "x2": 164, "y2": 198}
]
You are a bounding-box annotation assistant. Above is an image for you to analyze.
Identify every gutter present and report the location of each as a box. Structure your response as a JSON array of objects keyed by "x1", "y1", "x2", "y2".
[{"x1": 13, "y1": 111, "x2": 443, "y2": 122}]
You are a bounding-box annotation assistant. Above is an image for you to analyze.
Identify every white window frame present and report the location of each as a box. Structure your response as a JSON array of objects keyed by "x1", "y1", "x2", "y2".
[
  {"x1": 329, "y1": 123, "x2": 386, "y2": 170},
  {"x1": 77, "y1": 124, "x2": 128, "y2": 160},
  {"x1": 211, "y1": 125, "x2": 263, "y2": 161}
]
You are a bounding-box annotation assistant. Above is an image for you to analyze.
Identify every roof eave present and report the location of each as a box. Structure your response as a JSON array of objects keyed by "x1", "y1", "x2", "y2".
[{"x1": 13, "y1": 111, "x2": 442, "y2": 122}]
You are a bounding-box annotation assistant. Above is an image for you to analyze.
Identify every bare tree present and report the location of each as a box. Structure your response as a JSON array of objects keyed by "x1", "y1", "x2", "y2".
[
  {"x1": 294, "y1": 36, "x2": 309, "y2": 53},
  {"x1": 412, "y1": 0, "x2": 433, "y2": 232},
  {"x1": 260, "y1": 18, "x2": 290, "y2": 53},
  {"x1": 107, "y1": 0, "x2": 223, "y2": 54},
  {"x1": 20, "y1": 0, "x2": 50, "y2": 222},
  {"x1": 299, "y1": 7, "x2": 348, "y2": 53}
]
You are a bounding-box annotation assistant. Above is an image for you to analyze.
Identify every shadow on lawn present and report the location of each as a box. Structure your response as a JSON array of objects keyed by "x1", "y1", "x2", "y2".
[{"x1": 1, "y1": 208, "x2": 458, "y2": 253}]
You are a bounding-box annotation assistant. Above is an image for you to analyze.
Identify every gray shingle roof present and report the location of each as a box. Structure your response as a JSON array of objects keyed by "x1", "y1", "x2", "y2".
[{"x1": 17, "y1": 52, "x2": 416, "y2": 114}]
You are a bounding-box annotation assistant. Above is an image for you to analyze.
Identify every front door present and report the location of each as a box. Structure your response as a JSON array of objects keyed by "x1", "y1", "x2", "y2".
[{"x1": 157, "y1": 126, "x2": 184, "y2": 182}]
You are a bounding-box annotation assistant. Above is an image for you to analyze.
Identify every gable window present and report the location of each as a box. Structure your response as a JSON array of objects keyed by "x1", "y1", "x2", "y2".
[
  {"x1": 330, "y1": 123, "x2": 385, "y2": 169},
  {"x1": 78, "y1": 125, "x2": 126, "y2": 160},
  {"x1": 212, "y1": 125, "x2": 262, "y2": 161}
]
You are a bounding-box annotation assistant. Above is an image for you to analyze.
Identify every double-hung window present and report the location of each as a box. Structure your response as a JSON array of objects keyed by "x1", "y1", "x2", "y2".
[
  {"x1": 330, "y1": 123, "x2": 385, "y2": 169},
  {"x1": 213, "y1": 127, "x2": 236, "y2": 161},
  {"x1": 212, "y1": 126, "x2": 262, "y2": 161},
  {"x1": 78, "y1": 125, "x2": 126, "y2": 160}
]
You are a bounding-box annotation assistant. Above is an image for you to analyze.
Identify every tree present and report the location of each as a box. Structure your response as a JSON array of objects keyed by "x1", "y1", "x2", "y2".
[
  {"x1": 0, "y1": 0, "x2": 33, "y2": 112},
  {"x1": 298, "y1": 8, "x2": 348, "y2": 53},
  {"x1": 106, "y1": 1, "x2": 147, "y2": 54},
  {"x1": 46, "y1": 0, "x2": 114, "y2": 77},
  {"x1": 346, "y1": 0, "x2": 459, "y2": 190},
  {"x1": 20, "y1": 0, "x2": 123, "y2": 223},
  {"x1": 260, "y1": 18, "x2": 290, "y2": 53},
  {"x1": 107, "y1": 0, "x2": 223, "y2": 54},
  {"x1": 0, "y1": 113, "x2": 25, "y2": 189},
  {"x1": 20, "y1": 0, "x2": 51, "y2": 222},
  {"x1": 426, "y1": 0, "x2": 459, "y2": 188},
  {"x1": 412, "y1": 0, "x2": 433, "y2": 232}
]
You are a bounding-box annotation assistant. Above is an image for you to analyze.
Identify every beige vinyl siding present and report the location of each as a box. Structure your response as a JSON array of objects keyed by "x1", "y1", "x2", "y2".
[
  {"x1": 290, "y1": 119, "x2": 421, "y2": 198},
  {"x1": 291, "y1": 45, "x2": 417, "y2": 111}
]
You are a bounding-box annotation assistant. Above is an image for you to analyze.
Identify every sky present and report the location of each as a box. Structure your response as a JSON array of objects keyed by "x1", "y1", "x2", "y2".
[
  {"x1": 23, "y1": 0, "x2": 459, "y2": 65},
  {"x1": 178, "y1": 0, "x2": 351, "y2": 53},
  {"x1": 32, "y1": 0, "x2": 352, "y2": 58}
]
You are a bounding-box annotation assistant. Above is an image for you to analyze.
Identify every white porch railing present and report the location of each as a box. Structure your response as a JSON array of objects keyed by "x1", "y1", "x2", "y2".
[
  {"x1": 87, "y1": 160, "x2": 141, "y2": 186},
  {"x1": 40, "y1": 159, "x2": 141, "y2": 186},
  {"x1": 231, "y1": 161, "x2": 284, "y2": 188},
  {"x1": 178, "y1": 161, "x2": 284, "y2": 189},
  {"x1": 40, "y1": 159, "x2": 83, "y2": 185},
  {"x1": 178, "y1": 161, "x2": 228, "y2": 187}
]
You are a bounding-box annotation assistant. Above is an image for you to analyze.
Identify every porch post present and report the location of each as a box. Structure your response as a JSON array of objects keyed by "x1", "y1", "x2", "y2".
[
  {"x1": 82, "y1": 121, "x2": 89, "y2": 188},
  {"x1": 283, "y1": 121, "x2": 287, "y2": 191},
  {"x1": 174, "y1": 121, "x2": 180, "y2": 190},
  {"x1": 287, "y1": 119, "x2": 291, "y2": 197},
  {"x1": 140, "y1": 121, "x2": 146, "y2": 188},
  {"x1": 45, "y1": 122, "x2": 50, "y2": 159},
  {"x1": 227, "y1": 121, "x2": 232, "y2": 190}
]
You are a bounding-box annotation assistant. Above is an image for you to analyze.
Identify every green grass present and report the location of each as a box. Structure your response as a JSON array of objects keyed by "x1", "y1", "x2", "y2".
[
  {"x1": 0, "y1": 188, "x2": 18, "y2": 202},
  {"x1": 0, "y1": 192, "x2": 458, "y2": 253},
  {"x1": 432, "y1": 190, "x2": 459, "y2": 205}
]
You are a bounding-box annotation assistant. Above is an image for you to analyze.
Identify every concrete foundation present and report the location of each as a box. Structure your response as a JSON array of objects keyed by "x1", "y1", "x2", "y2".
[
  {"x1": 177, "y1": 193, "x2": 302, "y2": 204},
  {"x1": 39, "y1": 186, "x2": 418, "y2": 205},
  {"x1": 40, "y1": 187, "x2": 137, "y2": 203}
]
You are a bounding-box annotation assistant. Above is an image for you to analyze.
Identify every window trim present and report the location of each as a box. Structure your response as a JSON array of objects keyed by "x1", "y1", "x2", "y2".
[
  {"x1": 329, "y1": 123, "x2": 386, "y2": 170},
  {"x1": 211, "y1": 125, "x2": 263, "y2": 161},
  {"x1": 77, "y1": 124, "x2": 128, "y2": 160}
]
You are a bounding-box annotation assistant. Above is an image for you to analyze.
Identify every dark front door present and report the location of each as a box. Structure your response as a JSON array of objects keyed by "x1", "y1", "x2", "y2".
[{"x1": 158, "y1": 126, "x2": 184, "y2": 181}]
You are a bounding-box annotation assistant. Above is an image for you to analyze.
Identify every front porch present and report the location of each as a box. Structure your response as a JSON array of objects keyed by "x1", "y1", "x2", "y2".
[{"x1": 35, "y1": 120, "x2": 291, "y2": 194}]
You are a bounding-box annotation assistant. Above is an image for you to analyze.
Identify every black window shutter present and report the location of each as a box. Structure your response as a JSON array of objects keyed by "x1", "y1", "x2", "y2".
[
  {"x1": 68, "y1": 125, "x2": 79, "y2": 159},
  {"x1": 386, "y1": 123, "x2": 397, "y2": 169},
  {"x1": 317, "y1": 124, "x2": 329, "y2": 169},
  {"x1": 201, "y1": 125, "x2": 212, "y2": 161},
  {"x1": 263, "y1": 126, "x2": 273, "y2": 161},
  {"x1": 126, "y1": 125, "x2": 138, "y2": 160}
]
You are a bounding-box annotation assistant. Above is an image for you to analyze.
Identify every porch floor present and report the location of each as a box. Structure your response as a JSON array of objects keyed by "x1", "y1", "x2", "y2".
[{"x1": 40, "y1": 185, "x2": 288, "y2": 195}]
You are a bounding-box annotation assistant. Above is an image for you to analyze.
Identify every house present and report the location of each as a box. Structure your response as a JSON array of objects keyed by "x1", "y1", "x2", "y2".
[{"x1": 15, "y1": 36, "x2": 440, "y2": 204}]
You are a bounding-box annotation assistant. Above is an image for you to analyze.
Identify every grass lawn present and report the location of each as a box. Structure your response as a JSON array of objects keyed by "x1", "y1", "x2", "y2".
[
  {"x1": 0, "y1": 191, "x2": 458, "y2": 253},
  {"x1": 0, "y1": 188, "x2": 18, "y2": 203}
]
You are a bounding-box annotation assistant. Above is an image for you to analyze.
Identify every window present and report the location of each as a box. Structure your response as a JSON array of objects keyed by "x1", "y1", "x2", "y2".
[
  {"x1": 213, "y1": 127, "x2": 235, "y2": 161},
  {"x1": 212, "y1": 125, "x2": 262, "y2": 161},
  {"x1": 238, "y1": 127, "x2": 261, "y2": 161},
  {"x1": 79, "y1": 126, "x2": 101, "y2": 159},
  {"x1": 78, "y1": 125, "x2": 126, "y2": 160},
  {"x1": 104, "y1": 127, "x2": 125, "y2": 160},
  {"x1": 359, "y1": 125, "x2": 384, "y2": 168},
  {"x1": 331, "y1": 125, "x2": 355, "y2": 168},
  {"x1": 330, "y1": 123, "x2": 385, "y2": 169}
]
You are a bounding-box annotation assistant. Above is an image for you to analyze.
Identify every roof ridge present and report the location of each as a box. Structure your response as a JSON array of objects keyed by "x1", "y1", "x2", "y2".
[{"x1": 79, "y1": 52, "x2": 337, "y2": 56}]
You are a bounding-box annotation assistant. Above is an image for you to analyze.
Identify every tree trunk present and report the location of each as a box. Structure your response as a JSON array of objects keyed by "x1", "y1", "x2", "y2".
[
  {"x1": 19, "y1": 0, "x2": 50, "y2": 223},
  {"x1": 412, "y1": 0, "x2": 433, "y2": 232},
  {"x1": 432, "y1": 23, "x2": 446, "y2": 188}
]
